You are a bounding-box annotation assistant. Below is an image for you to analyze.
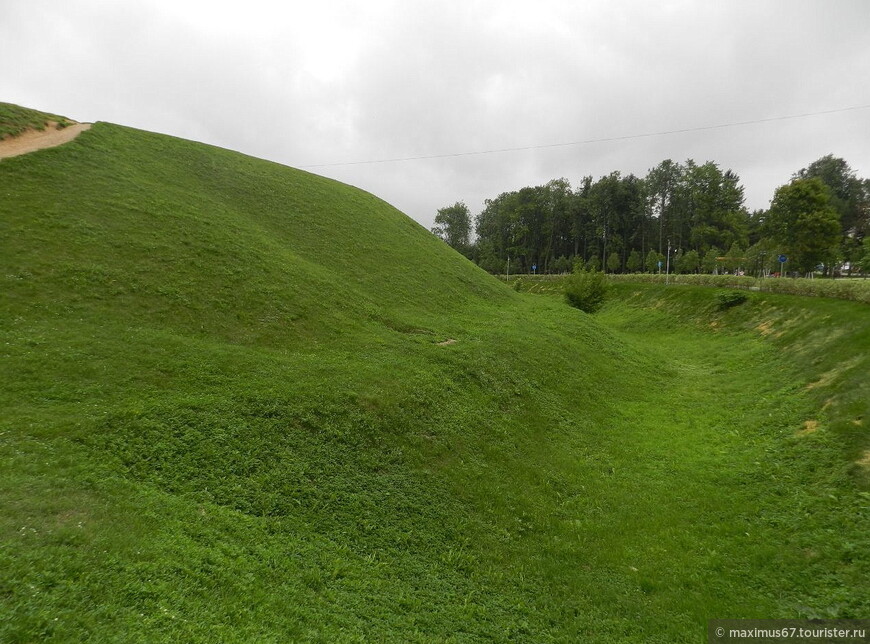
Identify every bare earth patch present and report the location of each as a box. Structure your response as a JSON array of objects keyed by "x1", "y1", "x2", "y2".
[
  {"x1": 855, "y1": 451, "x2": 870, "y2": 468},
  {"x1": 756, "y1": 320, "x2": 775, "y2": 336},
  {"x1": 436, "y1": 339, "x2": 457, "y2": 346},
  {"x1": 805, "y1": 357, "x2": 862, "y2": 391},
  {"x1": 0, "y1": 122, "x2": 91, "y2": 159},
  {"x1": 797, "y1": 419, "x2": 819, "y2": 436}
]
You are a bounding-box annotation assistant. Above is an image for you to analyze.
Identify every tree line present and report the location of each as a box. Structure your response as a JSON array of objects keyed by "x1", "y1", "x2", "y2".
[{"x1": 431, "y1": 155, "x2": 870, "y2": 277}]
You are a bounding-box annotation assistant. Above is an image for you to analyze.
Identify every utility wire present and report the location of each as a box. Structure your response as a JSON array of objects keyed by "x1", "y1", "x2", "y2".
[{"x1": 297, "y1": 103, "x2": 870, "y2": 169}]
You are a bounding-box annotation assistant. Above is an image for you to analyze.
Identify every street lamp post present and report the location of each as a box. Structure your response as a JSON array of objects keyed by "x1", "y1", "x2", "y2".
[{"x1": 665, "y1": 239, "x2": 672, "y2": 285}]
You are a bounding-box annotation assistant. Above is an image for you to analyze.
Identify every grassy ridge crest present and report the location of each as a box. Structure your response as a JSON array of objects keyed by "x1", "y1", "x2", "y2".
[{"x1": 0, "y1": 102, "x2": 75, "y2": 139}]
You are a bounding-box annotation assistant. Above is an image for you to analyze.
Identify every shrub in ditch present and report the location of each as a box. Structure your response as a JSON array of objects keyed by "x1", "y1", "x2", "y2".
[
  {"x1": 716, "y1": 290, "x2": 748, "y2": 310},
  {"x1": 564, "y1": 269, "x2": 609, "y2": 313}
]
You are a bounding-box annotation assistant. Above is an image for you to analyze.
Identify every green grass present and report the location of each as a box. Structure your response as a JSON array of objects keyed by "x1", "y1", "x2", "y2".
[
  {"x1": 1, "y1": 114, "x2": 868, "y2": 641},
  {"x1": 0, "y1": 103, "x2": 74, "y2": 140},
  {"x1": 609, "y1": 273, "x2": 870, "y2": 304},
  {"x1": 606, "y1": 282, "x2": 870, "y2": 471},
  {"x1": 507, "y1": 272, "x2": 870, "y2": 304}
]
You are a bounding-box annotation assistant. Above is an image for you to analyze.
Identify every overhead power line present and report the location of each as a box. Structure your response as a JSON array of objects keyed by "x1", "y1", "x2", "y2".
[{"x1": 297, "y1": 103, "x2": 870, "y2": 169}]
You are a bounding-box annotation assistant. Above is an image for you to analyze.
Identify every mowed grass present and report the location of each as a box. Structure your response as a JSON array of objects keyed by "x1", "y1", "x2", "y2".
[{"x1": 1, "y1": 113, "x2": 868, "y2": 641}]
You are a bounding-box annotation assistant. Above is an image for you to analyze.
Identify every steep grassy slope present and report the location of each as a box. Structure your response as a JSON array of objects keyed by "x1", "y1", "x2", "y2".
[
  {"x1": 2, "y1": 122, "x2": 508, "y2": 346},
  {"x1": 1, "y1": 114, "x2": 868, "y2": 642}
]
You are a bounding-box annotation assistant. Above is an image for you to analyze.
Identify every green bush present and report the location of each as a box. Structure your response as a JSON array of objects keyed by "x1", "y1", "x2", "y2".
[
  {"x1": 716, "y1": 290, "x2": 748, "y2": 310},
  {"x1": 564, "y1": 269, "x2": 609, "y2": 313}
]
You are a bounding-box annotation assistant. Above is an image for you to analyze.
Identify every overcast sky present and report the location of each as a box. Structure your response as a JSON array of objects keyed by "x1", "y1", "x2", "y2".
[{"x1": 3, "y1": 0, "x2": 869, "y2": 229}]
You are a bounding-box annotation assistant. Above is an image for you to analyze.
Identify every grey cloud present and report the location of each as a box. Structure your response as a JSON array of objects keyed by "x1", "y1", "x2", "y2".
[{"x1": 2, "y1": 0, "x2": 868, "y2": 229}]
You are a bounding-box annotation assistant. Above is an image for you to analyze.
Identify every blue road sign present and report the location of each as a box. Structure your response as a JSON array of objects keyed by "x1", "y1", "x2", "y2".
[
  {"x1": 778, "y1": 254, "x2": 787, "y2": 263},
  {"x1": 532, "y1": 264, "x2": 537, "y2": 271},
  {"x1": 657, "y1": 260, "x2": 663, "y2": 268}
]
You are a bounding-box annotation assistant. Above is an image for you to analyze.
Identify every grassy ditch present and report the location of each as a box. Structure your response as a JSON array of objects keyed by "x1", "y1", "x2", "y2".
[{"x1": 606, "y1": 282, "x2": 869, "y2": 476}]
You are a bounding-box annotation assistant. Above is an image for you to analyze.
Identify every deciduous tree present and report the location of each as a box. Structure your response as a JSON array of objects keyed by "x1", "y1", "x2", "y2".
[
  {"x1": 796, "y1": 155, "x2": 870, "y2": 271},
  {"x1": 766, "y1": 178, "x2": 841, "y2": 274},
  {"x1": 677, "y1": 249, "x2": 700, "y2": 274},
  {"x1": 607, "y1": 251, "x2": 621, "y2": 273},
  {"x1": 432, "y1": 202, "x2": 472, "y2": 255}
]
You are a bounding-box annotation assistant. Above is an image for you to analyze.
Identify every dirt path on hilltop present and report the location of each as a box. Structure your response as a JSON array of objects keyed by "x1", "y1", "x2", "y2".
[{"x1": 0, "y1": 122, "x2": 92, "y2": 160}]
